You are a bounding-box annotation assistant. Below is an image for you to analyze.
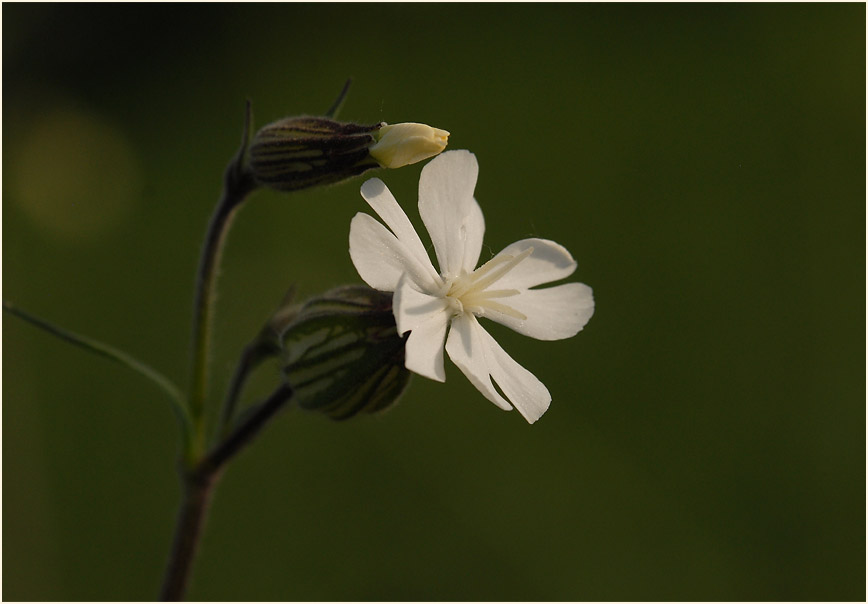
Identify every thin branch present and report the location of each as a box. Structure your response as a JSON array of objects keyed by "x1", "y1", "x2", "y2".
[
  {"x1": 324, "y1": 78, "x2": 352, "y2": 118},
  {"x1": 199, "y1": 383, "x2": 293, "y2": 477},
  {"x1": 216, "y1": 340, "x2": 268, "y2": 437}
]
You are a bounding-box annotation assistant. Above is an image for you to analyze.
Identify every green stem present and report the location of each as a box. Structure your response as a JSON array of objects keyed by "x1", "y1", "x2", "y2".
[
  {"x1": 216, "y1": 285, "x2": 297, "y2": 439},
  {"x1": 216, "y1": 340, "x2": 270, "y2": 438},
  {"x1": 188, "y1": 103, "x2": 256, "y2": 462},
  {"x1": 167, "y1": 82, "x2": 352, "y2": 598},
  {"x1": 3, "y1": 300, "x2": 191, "y2": 444},
  {"x1": 201, "y1": 383, "x2": 293, "y2": 476}
]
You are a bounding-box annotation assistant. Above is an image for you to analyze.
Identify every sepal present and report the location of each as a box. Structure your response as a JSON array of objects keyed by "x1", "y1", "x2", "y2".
[{"x1": 280, "y1": 285, "x2": 411, "y2": 420}]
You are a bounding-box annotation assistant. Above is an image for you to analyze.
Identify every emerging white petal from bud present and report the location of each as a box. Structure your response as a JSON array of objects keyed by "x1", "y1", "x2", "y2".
[{"x1": 369, "y1": 123, "x2": 450, "y2": 169}]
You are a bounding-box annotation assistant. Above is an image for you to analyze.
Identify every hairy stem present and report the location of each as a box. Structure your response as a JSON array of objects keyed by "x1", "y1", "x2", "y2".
[
  {"x1": 188, "y1": 187, "x2": 249, "y2": 455},
  {"x1": 188, "y1": 103, "x2": 256, "y2": 461}
]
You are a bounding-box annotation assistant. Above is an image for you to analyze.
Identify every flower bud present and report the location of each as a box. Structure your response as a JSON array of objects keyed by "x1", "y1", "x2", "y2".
[
  {"x1": 248, "y1": 117, "x2": 382, "y2": 192},
  {"x1": 248, "y1": 117, "x2": 449, "y2": 192},
  {"x1": 368, "y1": 123, "x2": 450, "y2": 169},
  {"x1": 281, "y1": 285, "x2": 411, "y2": 420}
]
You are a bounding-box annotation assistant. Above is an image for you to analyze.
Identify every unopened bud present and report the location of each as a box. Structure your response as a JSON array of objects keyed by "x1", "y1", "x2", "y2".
[
  {"x1": 248, "y1": 117, "x2": 449, "y2": 192},
  {"x1": 281, "y1": 285, "x2": 411, "y2": 420},
  {"x1": 249, "y1": 117, "x2": 382, "y2": 192},
  {"x1": 368, "y1": 122, "x2": 450, "y2": 169}
]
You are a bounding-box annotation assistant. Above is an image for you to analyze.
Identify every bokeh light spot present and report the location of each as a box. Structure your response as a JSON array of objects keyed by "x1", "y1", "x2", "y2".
[{"x1": 10, "y1": 105, "x2": 142, "y2": 240}]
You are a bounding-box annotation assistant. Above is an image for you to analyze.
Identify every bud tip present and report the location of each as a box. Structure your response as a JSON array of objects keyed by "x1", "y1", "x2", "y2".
[{"x1": 369, "y1": 122, "x2": 450, "y2": 169}]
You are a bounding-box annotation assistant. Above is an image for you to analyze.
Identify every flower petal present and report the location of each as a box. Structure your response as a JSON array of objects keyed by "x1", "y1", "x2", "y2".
[
  {"x1": 359, "y1": 178, "x2": 441, "y2": 291},
  {"x1": 418, "y1": 150, "x2": 481, "y2": 279},
  {"x1": 393, "y1": 274, "x2": 451, "y2": 334},
  {"x1": 349, "y1": 213, "x2": 438, "y2": 292},
  {"x1": 476, "y1": 324, "x2": 552, "y2": 424},
  {"x1": 393, "y1": 274, "x2": 452, "y2": 382},
  {"x1": 445, "y1": 314, "x2": 512, "y2": 411},
  {"x1": 490, "y1": 238, "x2": 578, "y2": 290},
  {"x1": 461, "y1": 197, "x2": 485, "y2": 274},
  {"x1": 403, "y1": 308, "x2": 450, "y2": 383},
  {"x1": 483, "y1": 283, "x2": 595, "y2": 341}
]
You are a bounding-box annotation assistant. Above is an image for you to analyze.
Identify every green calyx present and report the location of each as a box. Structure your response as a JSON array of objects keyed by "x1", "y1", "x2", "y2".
[{"x1": 280, "y1": 285, "x2": 411, "y2": 420}]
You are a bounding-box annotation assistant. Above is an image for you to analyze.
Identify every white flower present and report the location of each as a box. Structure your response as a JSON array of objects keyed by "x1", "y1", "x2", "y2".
[{"x1": 348, "y1": 150, "x2": 594, "y2": 423}]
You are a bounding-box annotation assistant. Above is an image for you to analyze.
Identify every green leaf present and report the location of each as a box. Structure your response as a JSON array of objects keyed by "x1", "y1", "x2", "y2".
[{"x1": 4, "y1": 300, "x2": 192, "y2": 440}]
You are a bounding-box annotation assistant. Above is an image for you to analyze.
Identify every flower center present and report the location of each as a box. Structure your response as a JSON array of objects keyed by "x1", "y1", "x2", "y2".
[{"x1": 444, "y1": 247, "x2": 533, "y2": 320}]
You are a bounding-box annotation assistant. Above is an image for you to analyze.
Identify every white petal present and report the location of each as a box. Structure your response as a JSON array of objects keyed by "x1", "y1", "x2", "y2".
[
  {"x1": 393, "y1": 273, "x2": 451, "y2": 335},
  {"x1": 445, "y1": 314, "x2": 512, "y2": 411},
  {"x1": 461, "y1": 198, "x2": 485, "y2": 274},
  {"x1": 476, "y1": 324, "x2": 552, "y2": 424},
  {"x1": 349, "y1": 213, "x2": 438, "y2": 292},
  {"x1": 490, "y1": 238, "x2": 578, "y2": 290},
  {"x1": 418, "y1": 150, "x2": 481, "y2": 279},
  {"x1": 360, "y1": 178, "x2": 438, "y2": 287},
  {"x1": 483, "y1": 283, "x2": 595, "y2": 341},
  {"x1": 446, "y1": 314, "x2": 552, "y2": 423},
  {"x1": 403, "y1": 306, "x2": 450, "y2": 382}
]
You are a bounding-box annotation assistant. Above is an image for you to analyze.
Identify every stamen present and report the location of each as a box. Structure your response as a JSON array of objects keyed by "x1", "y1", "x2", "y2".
[
  {"x1": 472, "y1": 288, "x2": 521, "y2": 299},
  {"x1": 468, "y1": 246, "x2": 534, "y2": 292},
  {"x1": 448, "y1": 254, "x2": 514, "y2": 298},
  {"x1": 472, "y1": 300, "x2": 527, "y2": 321},
  {"x1": 469, "y1": 253, "x2": 516, "y2": 281},
  {"x1": 461, "y1": 289, "x2": 526, "y2": 320}
]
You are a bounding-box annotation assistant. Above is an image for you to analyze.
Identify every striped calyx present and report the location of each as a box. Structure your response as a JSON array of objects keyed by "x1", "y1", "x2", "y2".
[
  {"x1": 249, "y1": 117, "x2": 383, "y2": 192},
  {"x1": 281, "y1": 285, "x2": 411, "y2": 420}
]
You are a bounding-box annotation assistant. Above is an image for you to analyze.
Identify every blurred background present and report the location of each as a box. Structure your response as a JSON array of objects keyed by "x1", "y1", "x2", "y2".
[{"x1": 3, "y1": 4, "x2": 864, "y2": 601}]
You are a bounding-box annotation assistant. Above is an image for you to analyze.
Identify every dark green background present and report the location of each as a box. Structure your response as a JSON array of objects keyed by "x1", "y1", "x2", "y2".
[{"x1": 3, "y1": 3, "x2": 864, "y2": 601}]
